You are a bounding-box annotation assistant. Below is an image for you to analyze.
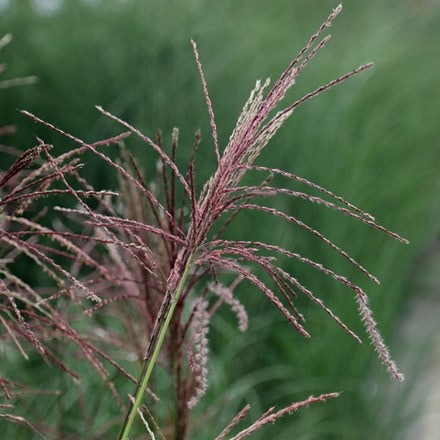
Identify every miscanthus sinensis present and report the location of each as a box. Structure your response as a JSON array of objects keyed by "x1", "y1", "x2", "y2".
[{"x1": 2, "y1": 5, "x2": 407, "y2": 439}]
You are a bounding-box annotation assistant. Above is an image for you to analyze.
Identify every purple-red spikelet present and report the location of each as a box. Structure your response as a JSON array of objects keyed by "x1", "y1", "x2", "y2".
[
  {"x1": 187, "y1": 299, "x2": 210, "y2": 408},
  {"x1": 208, "y1": 277, "x2": 248, "y2": 332},
  {"x1": 227, "y1": 393, "x2": 340, "y2": 440}
]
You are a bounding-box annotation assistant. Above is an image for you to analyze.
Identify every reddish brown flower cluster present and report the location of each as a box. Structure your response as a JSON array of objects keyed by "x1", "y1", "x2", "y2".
[{"x1": 1, "y1": 5, "x2": 406, "y2": 438}]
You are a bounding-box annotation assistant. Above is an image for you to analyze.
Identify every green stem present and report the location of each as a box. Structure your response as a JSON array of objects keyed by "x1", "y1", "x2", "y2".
[{"x1": 118, "y1": 253, "x2": 193, "y2": 440}]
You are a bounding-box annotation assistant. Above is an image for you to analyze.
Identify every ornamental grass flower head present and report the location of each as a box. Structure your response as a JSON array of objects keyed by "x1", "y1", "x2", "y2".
[{"x1": 2, "y1": 4, "x2": 407, "y2": 438}]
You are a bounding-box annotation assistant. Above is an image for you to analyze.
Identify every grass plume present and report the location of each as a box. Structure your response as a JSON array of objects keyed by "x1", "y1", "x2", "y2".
[{"x1": 1, "y1": 4, "x2": 408, "y2": 438}]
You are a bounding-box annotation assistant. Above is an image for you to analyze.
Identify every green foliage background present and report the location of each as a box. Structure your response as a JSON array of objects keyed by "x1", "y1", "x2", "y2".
[{"x1": 1, "y1": 0, "x2": 439, "y2": 438}]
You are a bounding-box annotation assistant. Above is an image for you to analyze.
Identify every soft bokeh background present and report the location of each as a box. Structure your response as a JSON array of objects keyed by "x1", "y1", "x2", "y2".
[{"x1": 1, "y1": 0, "x2": 440, "y2": 438}]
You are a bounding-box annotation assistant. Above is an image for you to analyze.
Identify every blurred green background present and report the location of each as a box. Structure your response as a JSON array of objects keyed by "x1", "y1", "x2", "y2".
[{"x1": 1, "y1": 0, "x2": 440, "y2": 438}]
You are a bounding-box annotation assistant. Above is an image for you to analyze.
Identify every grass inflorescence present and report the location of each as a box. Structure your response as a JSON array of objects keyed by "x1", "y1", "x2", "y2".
[{"x1": 1, "y1": 5, "x2": 408, "y2": 438}]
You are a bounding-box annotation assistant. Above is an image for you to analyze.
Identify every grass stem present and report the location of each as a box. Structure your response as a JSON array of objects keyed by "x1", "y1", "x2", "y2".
[{"x1": 118, "y1": 253, "x2": 194, "y2": 440}]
